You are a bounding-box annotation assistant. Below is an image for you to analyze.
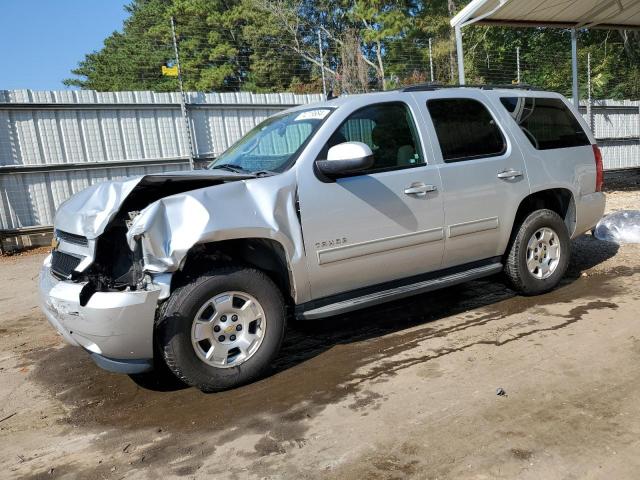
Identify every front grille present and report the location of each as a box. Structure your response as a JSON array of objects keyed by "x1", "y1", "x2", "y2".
[
  {"x1": 56, "y1": 230, "x2": 88, "y2": 247},
  {"x1": 51, "y1": 251, "x2": 82, "y2": 279}
]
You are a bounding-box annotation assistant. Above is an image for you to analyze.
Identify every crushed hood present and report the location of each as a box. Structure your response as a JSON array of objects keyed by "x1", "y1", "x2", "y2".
[
  {"x1": 53, "y1": 169, "x2": 254, "y2": 238},
  {"x1": 124, "y1": 171, "x2": 304, "y2": 276}
]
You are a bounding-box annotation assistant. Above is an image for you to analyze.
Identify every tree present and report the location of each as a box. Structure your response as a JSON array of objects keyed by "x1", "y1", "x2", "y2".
[
  {"x1": 65, "y1": 0, "x2": 177, "y2": 91},
  {"x1": 65, "y1": 0, "x2": 640, "y2": 98}
]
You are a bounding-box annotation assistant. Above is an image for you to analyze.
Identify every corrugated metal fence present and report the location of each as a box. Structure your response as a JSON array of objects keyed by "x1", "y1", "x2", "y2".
[
  {"x1": 0, "y1": 90, "x2": 638, "y2": 239},
  {"x1": 580, "y1": 100, "x2": 640, "y2": 171},
  {"x1": 0, "y1": 90, "x2": 323, "y2": 236}
]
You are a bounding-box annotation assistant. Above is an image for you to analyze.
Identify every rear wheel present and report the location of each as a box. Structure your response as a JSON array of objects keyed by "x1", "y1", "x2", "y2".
[
  {"x1": 157, "y1": 266, "x2": 285, "y2": 392},
  {"x1": 504, "y1": 209, "x2": 570, "y2": 295}
]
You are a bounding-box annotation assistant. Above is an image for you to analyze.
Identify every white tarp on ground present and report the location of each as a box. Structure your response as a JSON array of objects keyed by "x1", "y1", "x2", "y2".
[{"x1": 594, "y1": 210, "x2": 640, "y2": 244}]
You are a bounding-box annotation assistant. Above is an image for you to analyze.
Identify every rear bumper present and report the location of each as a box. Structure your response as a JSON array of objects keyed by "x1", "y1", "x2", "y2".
[
  {"x1": 38, "y1": 254, "x2": 161, "y2": 364},
  {"x1": 574, "y1": 191, "x2": 606, "y2": 238}
]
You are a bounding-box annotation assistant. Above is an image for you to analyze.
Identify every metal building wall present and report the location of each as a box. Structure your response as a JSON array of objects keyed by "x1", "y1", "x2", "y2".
[
  {"x1": 580, "y1": 99, "x2": 640, "y2": 170},
  {"x1": 0, "y1": 90, "x2": 323, "y2": 232},
  {"x1": 1, "y1": 91, "x2": 637, "y2": 234}
]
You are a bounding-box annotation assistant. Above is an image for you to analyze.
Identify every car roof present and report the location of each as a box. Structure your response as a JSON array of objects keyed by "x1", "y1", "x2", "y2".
[{"x1": 280, "y1": 86, "x2": 566, "y2": 116}]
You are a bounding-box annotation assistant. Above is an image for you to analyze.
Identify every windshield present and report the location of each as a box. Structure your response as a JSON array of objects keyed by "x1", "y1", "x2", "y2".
[{"x1": 209, "y1": 108, "x2": 332, "y2": 173}]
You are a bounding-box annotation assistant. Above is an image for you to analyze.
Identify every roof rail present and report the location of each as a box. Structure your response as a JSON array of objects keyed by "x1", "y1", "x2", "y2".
[{"x1": 401, "y1": 83, "x2": 542, "y2": 92}]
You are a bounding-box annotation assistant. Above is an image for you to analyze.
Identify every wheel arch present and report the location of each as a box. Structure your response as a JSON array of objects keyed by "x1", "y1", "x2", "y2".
[
  {"x1": 173, "y1": 238, "x2": 298, "y2": 305},
  {"x1": 512, "y1": 188, "x2": 576, "y2": 238}
]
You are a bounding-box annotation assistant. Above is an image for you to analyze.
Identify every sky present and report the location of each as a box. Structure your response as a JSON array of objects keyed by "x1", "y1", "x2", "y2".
[{"x1": 0, "y1": 0, "x2": 130, "y2": 91}]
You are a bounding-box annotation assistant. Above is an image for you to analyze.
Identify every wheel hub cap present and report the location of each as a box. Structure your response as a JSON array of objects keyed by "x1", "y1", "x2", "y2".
[
  {"x1": 526, "y1": 227, "x2": 561, "y2": 280},
  {"x1": 190, "y1": 291, "x2": 266, "y2": 368}
]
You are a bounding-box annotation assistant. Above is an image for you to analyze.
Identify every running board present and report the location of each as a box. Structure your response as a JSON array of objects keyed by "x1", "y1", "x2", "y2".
[{"x1": 299, "y1": 262, "x2": 503, "y2": 320}]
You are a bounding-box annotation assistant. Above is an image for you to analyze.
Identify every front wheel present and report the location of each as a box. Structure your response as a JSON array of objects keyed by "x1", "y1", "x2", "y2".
[
  {"x1": 157, "y1": 266, "x2": 286, "y2": 392},
  {"x1": 504, "y1": 209, "x2": 571, "y2": 295}
]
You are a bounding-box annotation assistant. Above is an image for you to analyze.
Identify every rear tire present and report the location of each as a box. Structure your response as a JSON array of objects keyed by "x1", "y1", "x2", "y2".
[
  {"x1": 504, "y1": 209, "x2": 570, "y2": 295},
  {"x1": 157, "y1": 266, "x2": 286, "y2": 392}
]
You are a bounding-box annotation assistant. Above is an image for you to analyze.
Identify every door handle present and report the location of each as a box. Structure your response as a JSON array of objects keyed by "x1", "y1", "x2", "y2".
[
  {"x1": 497, "y1": 169, "x2": 524, "y2": 179},
  {"x1": 404, "y1": 182, "x2": 437, "y2": 196}
]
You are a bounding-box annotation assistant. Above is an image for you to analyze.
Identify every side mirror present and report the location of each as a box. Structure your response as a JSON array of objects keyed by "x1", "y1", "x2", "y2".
[{"x1": 316, "y1": 142, "x2": 374, "y2": 177}]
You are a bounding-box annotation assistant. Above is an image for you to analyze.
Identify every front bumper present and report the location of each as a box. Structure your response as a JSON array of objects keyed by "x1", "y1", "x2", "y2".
[{"x1": 39, "y1": 254, "x2": 160, "y2": 373}]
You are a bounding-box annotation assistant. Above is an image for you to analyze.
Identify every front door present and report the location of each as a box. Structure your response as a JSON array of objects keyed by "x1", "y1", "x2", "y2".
[
  {"x1": 417, "y1": 94, "x2": 530, "y2": 268},
  {"x1": 297, "y1": 101, "x2": 445, "y2": 300}
]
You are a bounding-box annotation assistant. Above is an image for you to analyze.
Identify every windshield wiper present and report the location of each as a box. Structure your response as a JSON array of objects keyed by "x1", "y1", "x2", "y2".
[
  {"x1": 252, "y1": 170, "x2": 278, "y2": 177},
  {"x1": 212, "y1": 164, "x2": 278, "y2": 177},
  {"x1": 211, "y1": 164, "x2": 252, "y2": 174}
]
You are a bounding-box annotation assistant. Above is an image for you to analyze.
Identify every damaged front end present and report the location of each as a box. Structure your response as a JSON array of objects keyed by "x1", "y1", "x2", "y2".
[
  {"x1": 56, "y1": 170, "x2": 257, "y2": 297},
  {"x1": 40, "y1": 170, "x2": 259, "y2": 372},
  {"x1": 39, "y1": 169, "x2": 305, "y2": 372},
  {"x1": 75, "y1": 220, "x2": 146, "y2": 304}
]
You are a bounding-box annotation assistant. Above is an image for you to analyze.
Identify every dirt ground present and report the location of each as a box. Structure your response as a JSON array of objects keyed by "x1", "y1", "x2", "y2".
[{"x1": 1, "y1": 173, "x2": 639, "y2": 480}]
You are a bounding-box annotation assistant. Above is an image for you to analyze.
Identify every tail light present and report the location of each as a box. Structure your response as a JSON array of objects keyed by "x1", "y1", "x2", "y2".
[{"x1": 592, "y1": 144, "x2": 604, "y2": 192}]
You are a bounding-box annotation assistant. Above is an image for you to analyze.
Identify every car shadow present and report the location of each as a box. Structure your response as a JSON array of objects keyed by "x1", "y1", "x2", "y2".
[
  {"x1": 130, "y1": 235, "x2": 619, "y2": 392},
  {"x1": 129, "y1": 358, "x2": 191, "y2": 391},
  {"x1": 271, "y1": 235, "x2": 620, "y2": 375}
]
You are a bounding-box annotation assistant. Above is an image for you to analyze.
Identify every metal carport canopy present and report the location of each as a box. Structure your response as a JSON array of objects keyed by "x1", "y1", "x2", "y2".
[{"x1": 450, "y1": 0, "x2": 640, "y2": 105}]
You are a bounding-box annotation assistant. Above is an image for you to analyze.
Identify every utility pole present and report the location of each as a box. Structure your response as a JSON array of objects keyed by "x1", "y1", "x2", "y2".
[
  {"x1": 516, "y1": 46, "x2": 521, "y2": 84},
  {"x1": 571, "y1": 28, "x2": 579, "y2": 108},
  {"x1": 429, "y1": 38, "x2": 434, "y2": 82},
  {"x1": 455, "y1": 25, "x2": 465, "y2": 85},
  {"x1": 171, "y1": 16, "x2": 195, "y2": 170},
  {"x1": 318, "y1": 30, "x2": 327, "y2": 98},
  {"x1": 587, "y1": 52, "x2": 594, "y2": 133}
]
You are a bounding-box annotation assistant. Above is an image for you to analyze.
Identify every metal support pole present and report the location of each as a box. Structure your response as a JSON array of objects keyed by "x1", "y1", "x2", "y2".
[
  {"x1": 571, "y1": 28, "x2": 579, "y2": 108},
  {"x1": 516, "y1": 46, "x2": 521, "y2": 84},
  {"x1": 455, "y1": 26, "x2": 465, "y2": 85},
  {"x1": 318, "y1": 30, "x2": 327, "y2": 98},
  {"x1": 429, "y1": 38, "x2": 435, "y2": 82},
  {"x1": 587, "y1": 52, "x2": 594, "y2": 133},
  {"x1": 171, "y1": 16, "x2": 195, "y2": 170}
]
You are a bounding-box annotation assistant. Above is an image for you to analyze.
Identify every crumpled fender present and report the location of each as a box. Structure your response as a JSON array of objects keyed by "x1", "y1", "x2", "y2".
[{"x1": 126, "y1": 172, "x2": 309, "y2": 302}]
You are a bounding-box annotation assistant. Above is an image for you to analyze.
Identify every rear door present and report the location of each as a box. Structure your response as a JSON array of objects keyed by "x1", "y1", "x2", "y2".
[
  {"x1": 499, "y1": 95, "x2": 599, "y2": 236},
  {"x1": 412, "y1": 92, "x2": 531, "y2": 268}
]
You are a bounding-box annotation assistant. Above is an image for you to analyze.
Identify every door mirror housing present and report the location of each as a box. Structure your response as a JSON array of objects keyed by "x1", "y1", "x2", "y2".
[{"x1": 316, "y1": 142, "x2": 374, "y2": 177}]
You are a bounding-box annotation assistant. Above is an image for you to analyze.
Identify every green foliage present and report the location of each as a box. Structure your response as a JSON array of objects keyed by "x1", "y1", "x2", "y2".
[
  {"x1": 65, "y1": 0, "x2": 178, "y2": 91},
  {"x1": 66, "y1": 0, "x2": 640, "y2": 99}
]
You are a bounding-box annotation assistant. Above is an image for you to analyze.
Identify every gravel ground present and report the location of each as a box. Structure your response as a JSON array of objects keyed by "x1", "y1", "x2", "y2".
[{"x1": 0, "y1": 174, "x2": 638, "y2": 480}]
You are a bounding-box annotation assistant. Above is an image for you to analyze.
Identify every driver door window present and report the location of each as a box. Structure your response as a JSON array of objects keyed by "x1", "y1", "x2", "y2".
[{"x1": 325, "y1": 102, "x2": 425, "y2": 172}]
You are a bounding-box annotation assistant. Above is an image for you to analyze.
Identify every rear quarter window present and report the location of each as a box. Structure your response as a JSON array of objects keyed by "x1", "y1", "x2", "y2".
[{"x1": 500, "y1": 97, "x2": 590, "y2": 150}]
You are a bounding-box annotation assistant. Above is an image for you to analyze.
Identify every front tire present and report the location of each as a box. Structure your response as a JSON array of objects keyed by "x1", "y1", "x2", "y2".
[
  {"x1": 504, "y1": 209, "x2": 570, "y2": 295},
  {"x1": 157, "y1": 266, "x2": 286, "y2": 392}
]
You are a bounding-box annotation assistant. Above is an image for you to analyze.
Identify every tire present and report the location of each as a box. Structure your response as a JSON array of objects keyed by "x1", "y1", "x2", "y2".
[
  {"x1": 504, "y1": 209, "x2": 570, "y2": 295},
  {"x1": 157, "y1": 266, "x2": 286, "y2": 392}
]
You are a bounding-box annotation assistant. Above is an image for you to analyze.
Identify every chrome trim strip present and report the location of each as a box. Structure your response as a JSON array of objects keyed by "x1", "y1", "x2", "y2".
[
  {"x1": 301, "y1": 262, "x2": 503, "y2": 320},
  {"x1": 57, "y1": 239, "x2": 90, "y2": 258},
  {"x1": 448, "y1": 217, "x2": 499, "y2": 238},
  {"x1": 55, "y1": 230, "x2": 88, "y2": 246},
  {"x1": 317, "y1": 227, "x2": 444, "y2": 265}
]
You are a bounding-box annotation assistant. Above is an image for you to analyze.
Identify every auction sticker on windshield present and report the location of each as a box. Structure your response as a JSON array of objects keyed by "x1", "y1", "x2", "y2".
[{"x1": 295, "y1": 109, "x2": 331, "y2": 121}]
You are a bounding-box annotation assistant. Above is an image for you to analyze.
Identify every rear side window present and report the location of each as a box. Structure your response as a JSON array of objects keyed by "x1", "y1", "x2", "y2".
[
  {"x1": 500, "y1": 97, "x2": 590, "y2": 150},
  {"x1": 427, "y1": 98, "x2": 506, "y2": 162}
]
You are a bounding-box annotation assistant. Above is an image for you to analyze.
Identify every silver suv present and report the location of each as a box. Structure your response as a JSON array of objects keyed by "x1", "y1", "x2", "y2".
[{"x1": 39, "y1": 86, "x2": 606, "y2": 391}]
